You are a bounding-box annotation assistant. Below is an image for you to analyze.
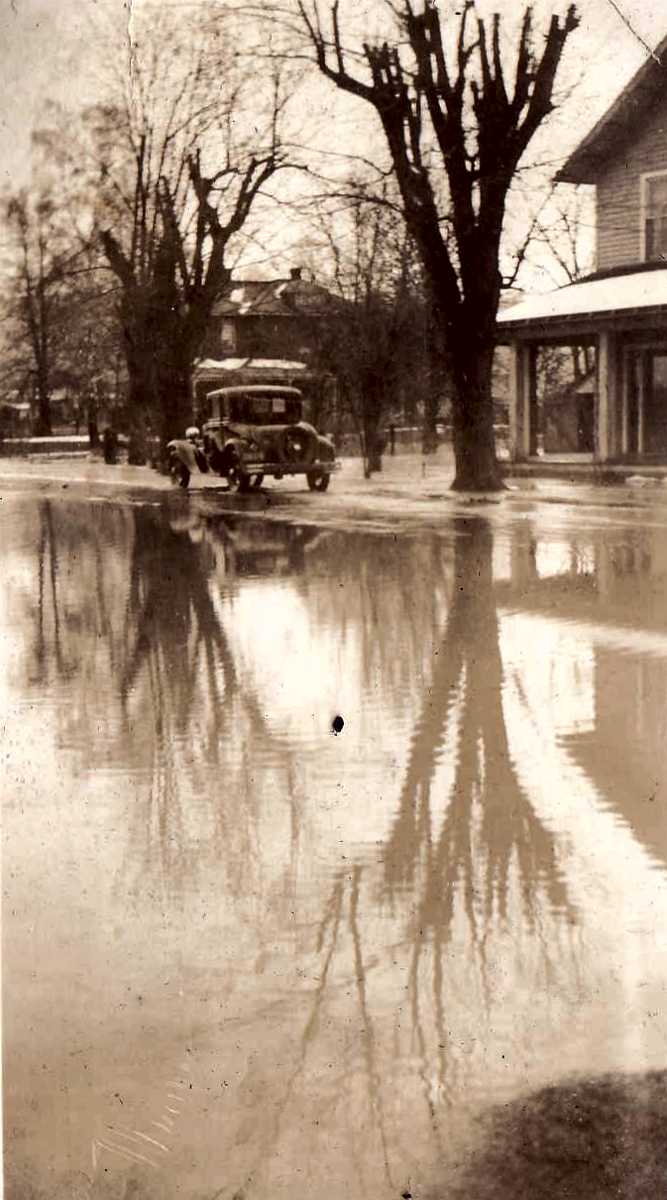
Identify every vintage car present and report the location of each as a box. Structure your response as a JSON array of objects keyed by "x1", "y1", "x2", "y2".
[{"x1": 167, "y1": 385, "x2": 338, "y2": 492}]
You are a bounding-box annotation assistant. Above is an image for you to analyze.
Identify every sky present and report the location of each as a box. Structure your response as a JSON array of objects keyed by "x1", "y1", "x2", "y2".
[
  {"x1": 0, "y1": 0, "x2": 128, "y2": 188},
  {"x1": 1, "y1": 0, "x2": 667, "y2": 277},
  {"x1": 2, "y1": 0, "x2": 666, "y2": 178}
]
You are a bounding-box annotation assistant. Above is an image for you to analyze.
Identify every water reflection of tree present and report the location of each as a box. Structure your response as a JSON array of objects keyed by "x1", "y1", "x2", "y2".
[
  {"x1": 380, "y1": 518, "x2": 576, "y2": 1106},
  {"x1": 20, "y1": 500, "x2": 304, "y2": 904},
  {"x1": 118, "y1": 506, "x2": 303, "y2": 903},
  {"x1": 232, "y1": 863, "x2": 397, "y2": 1195},
  {"x1": 296, "y1": 528, "x2": 453, "y2": 706},
  {"x1": 232, "y1": 519, "x2": 579, "y2": 1184},
  {"x1": 28, "y1": 499, "x2": 133, "y2": 689},
  {"x1": 120, "y1": 508, "x2": 241, "y2": 721},
  {"x1": 34, "y1": 500, "x2": 67, "y2": 681},
  {"x1": 386, "y1": 519, "x2": 572, "y2": 921}
]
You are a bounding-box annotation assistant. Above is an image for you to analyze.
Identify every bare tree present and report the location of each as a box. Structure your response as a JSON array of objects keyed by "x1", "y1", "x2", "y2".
[
  {"x1": 2, "y1": 113, "x2": 128, "y2": 442},
  {"x1": 302, "y1": 182, "x2": 432, "y2": 474},
  {"x1": 298, "y1": 1, "x2": 579, "y2": 490},
  {"x1": 79, "y1": 13, "x2": 290, "y2": 453},
  {"x1": 4, "y1": 192, "x2": 66, "y2": 435},
  {"x1": 535, "y1": 186, "x2": 595, "y2": 381}
]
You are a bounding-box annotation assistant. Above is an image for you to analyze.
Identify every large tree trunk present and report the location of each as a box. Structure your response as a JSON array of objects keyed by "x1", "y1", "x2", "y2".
[
  {"x1": 87, "y1": 395, "x2": 100, "y2": 449},
  {"x1": 366, "y1": 435, "x2": 384, "y2": 475},
  {"x1": 121, "y1": 319, "x2": 192, "y2": 463},
  {"x1": 450, "y1": 337, "x2": 504, "y2": 492},
  {"x1": 33, "y1": 388, "x2": 52, "y2": 437},
  {"x1": 120, "y1": 306, "x2": 157, "y2": 463},
  {"x1": 422, "y1": 293, "x2": 441, "y2": 454},
  {"x1": 33, "y1": 363, "x2": 52, "y2": 437},
  {"x1": 157, "y1": 360, "x2": 192, "y2": 447},
  {"x1": 422, "y1": 390, "x2": 439, "y2": 455},
  {"x1": 120, "y1": 273, "x2": 201, "y2": 454},
  {"x1": 125, "y1": 374, "x2": 150, "y2": 464},
  {"x1": 426, "y1": 283, "x2": 504, "y2": 490},
  {"x1": 360, "y1": 385, "x2": 387, "y2": 477}
]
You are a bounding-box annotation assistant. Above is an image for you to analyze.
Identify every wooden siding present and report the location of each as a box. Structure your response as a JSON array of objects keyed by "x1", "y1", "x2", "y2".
[{"x1": 596, "y1": 101, "x2": 667, "y2": 271}]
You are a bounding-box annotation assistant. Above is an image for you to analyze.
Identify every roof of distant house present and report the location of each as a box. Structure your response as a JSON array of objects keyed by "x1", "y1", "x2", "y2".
[
  {"x1": 196, "y1": 357, "x2": 308, "y2": 372},
  {"x1": 213, "y1": 271, "x2": 332, "y2": 319},
  {"x1": 557, "y1": 33, "x2": 667, "y2": 184}
]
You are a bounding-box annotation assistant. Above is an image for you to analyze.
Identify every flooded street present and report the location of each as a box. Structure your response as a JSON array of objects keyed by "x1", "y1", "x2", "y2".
[{"x1": 4, "y1": 485, "x2": 667, "y2": 1199}]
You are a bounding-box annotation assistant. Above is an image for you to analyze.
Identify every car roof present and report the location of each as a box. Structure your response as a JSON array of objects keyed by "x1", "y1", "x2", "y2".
[{"x1": 206, "y1": 385, "x2": 302, "y2": 399}]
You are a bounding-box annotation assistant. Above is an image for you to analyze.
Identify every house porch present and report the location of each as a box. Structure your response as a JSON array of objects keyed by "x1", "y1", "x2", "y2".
[{"x1": 498, "y1": 267, "x2": 667, "y2": 468}]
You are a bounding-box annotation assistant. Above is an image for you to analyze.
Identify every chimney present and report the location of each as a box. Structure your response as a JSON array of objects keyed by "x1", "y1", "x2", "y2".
[{"x1": 289, "y1": 267, "x2": 302, "y2": 281}]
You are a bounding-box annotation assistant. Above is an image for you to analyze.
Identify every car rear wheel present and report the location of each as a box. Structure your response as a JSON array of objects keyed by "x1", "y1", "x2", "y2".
[{"x1": 307, "y1": 470, "x2": 330, "y2": 492}]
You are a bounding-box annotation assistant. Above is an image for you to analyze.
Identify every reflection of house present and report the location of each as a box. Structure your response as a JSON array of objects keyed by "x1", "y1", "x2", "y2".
[
  {"x1": 499, "y1": 34, "x2": 667, "y2": 464},
  {"x1": 498, "y1": 528, "x2": 667, "y2": 868},
  {"x1": 566, "y1": 647, "x2": 667, "y2": 869},
  {"x1": 193, "y1": 269, "x2": 336, "y2": 420},
  {"x1": 544, "y1": 373, "x2": 595, "y2": 453}
]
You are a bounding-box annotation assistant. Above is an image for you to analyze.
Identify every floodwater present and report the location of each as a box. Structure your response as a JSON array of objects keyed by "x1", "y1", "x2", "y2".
[{"x1": 4, "y1": 487, "x2": 667, "y2": 1199}]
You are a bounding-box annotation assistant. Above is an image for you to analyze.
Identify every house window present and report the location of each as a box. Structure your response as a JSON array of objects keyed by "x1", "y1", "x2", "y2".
[
  {"x1": 220, "y1": 319, "x2": 237, "y2": 351},
  {"x1": 643, "y1": 173, "x2": 667, "y2": 260}
]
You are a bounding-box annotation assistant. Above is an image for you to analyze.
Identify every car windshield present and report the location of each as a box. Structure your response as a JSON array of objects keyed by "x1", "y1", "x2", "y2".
[{"x1": 227, "y1": 393, "x2": 302, "y2": 424}]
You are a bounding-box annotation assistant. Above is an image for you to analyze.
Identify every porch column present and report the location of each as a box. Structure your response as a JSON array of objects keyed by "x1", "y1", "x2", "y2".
[
  {"x1": 637, "y1": 351, "x2": 646, "y2": 456},
  {"x1": 528, "y1": 346, "x2": 539, "y2": 456},
  {"x1": 509, "y1": 341, "x2": 534, "y2": 461},
  {"x1": 596, "y1": 330, "x2": 619, "y2": 462},
  {"x1": 621, "y1": 349, "x2": 630, "y2": 457}
]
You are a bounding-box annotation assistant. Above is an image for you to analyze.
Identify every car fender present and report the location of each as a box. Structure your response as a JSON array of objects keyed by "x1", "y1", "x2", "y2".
[
  {"x1": 315, "y1": 434, "x2": 336, "y2": 462},
  {"x1": 217, "y1": 429, "x2": 266, "y2": 464}
]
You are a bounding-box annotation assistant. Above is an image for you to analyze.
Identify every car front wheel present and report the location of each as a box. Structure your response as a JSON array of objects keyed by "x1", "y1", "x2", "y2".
[
  {"x1": 306, "y1": 469, "x2": 330, "y2": 492},
  {"x1": 227, "y1": 464, "x2": 252, "y2": 492}
]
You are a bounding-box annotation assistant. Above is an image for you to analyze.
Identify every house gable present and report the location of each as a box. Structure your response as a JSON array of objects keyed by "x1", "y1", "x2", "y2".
[
  {"x1": 557, "y1": 35, "x2": 667, "y2": 274},
  {"x1": 202, "y1": 272, "x2": 333, "y2": 362},
  {"x1": 595, "y1": 96, "x2": 667, "y2": 271},
  {"x1": 557, "y1": 35, "x2": 667, "y2": 185}
]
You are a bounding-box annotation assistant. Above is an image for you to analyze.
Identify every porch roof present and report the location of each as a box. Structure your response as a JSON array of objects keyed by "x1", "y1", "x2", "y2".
[{"x1": 497, "y1": 267, "x2": 667, "y2": 337}]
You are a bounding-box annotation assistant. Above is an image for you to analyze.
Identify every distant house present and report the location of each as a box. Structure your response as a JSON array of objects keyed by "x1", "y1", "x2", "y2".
[
  {"x1": 193, "y1": 268, "x2": 336, "y2": 422},
  {"x1": 498, "y1": 34, "x2": 667, "y2": 464}
]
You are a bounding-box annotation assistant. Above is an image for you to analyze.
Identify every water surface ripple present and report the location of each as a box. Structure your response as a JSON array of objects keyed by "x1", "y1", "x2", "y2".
[{"x1": 4, "y1": 493, "x2": 667, "y2": 1199}]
